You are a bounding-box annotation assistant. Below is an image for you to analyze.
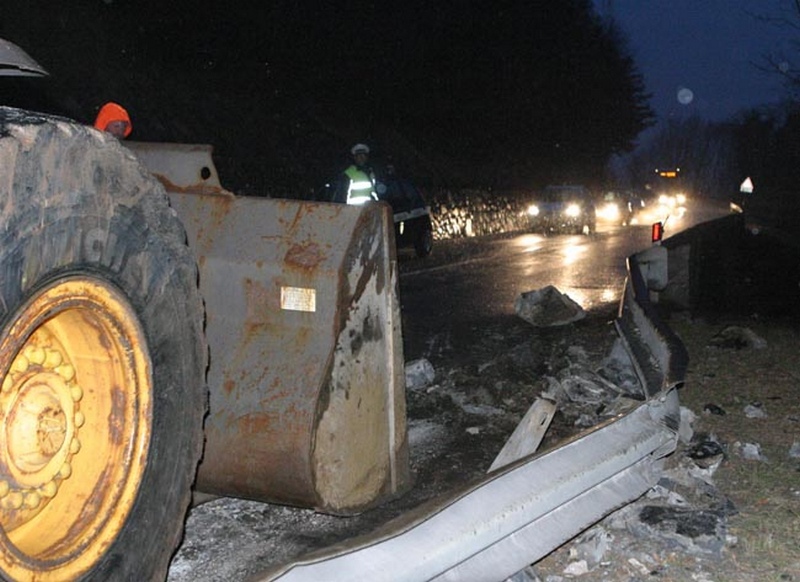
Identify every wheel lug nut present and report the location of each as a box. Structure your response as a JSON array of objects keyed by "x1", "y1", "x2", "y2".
[
  {"x1": 70, "y1": 437, "x2": 81, "y2": 454},
  {"x1": 12, "y1": 356, "x2": 29, "y2": 374},
  {"x1": 23, "y1": 492, "x2": 41, "y2": 509},
  {"x1": 24, "y1": 346, "x2": 46, "y2": 365},
  {"x1": 74, "y1": 411, "x2": 85, "y2": 428},
  {"x1": 56, "y1": 364, "x2": 75, "y2": 382},
  {"x1": 5, "y1": 492, "x2": 23, "y2": 510},
  {"x1": 70, "y1": 384, "x2": 83, "y2": 402},
  {"x1": 41, "y1": 481, "x2": 58, "y2": 498},
  {"x1": 44, "y1": 349, "x2": 63, "y2": 368},
  {"x1": 59, "y1": 463, "x2": 72, "y2": 480}
]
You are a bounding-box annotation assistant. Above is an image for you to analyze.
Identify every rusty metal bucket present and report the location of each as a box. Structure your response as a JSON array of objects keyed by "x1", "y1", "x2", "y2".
[{"x1": 126, "y1": 142, "x2": 410, "y2": 514}]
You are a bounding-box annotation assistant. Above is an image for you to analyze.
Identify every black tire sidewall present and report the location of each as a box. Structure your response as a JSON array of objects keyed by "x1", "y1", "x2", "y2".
[{"x1": 0, "y1": 110, "x2": 206, "y2": 581}]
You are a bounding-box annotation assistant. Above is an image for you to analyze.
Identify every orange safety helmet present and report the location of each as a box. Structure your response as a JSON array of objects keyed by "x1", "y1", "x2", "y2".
[{"x1": 93, "y1": 102, "x2": 132, "y2": 138}]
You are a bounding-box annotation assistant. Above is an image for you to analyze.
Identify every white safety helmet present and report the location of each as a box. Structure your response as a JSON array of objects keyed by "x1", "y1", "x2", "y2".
[{"x1": 351, "y1": 143, "x2": 370, "y2": 155}]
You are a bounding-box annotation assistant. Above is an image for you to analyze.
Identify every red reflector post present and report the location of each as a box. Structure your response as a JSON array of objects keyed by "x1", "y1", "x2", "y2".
[{"x1": 651, "y1": 221, "x2": 664, "y2": 243}]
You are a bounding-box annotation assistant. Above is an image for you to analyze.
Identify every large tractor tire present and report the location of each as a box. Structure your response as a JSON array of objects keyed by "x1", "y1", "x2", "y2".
[{"x1": 0, "y1": 108, "x2": 207, "y2": 580}]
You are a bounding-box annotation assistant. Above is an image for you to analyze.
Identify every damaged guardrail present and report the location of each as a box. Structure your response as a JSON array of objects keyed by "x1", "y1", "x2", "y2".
[{"x1": 251, "y1": 238, "x2": 689, "y2": 581}]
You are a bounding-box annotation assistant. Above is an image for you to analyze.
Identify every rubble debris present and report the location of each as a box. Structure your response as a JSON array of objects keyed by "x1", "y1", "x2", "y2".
[
  {"x1": 598, "y1": 339, "x2": 642, "y2": 398},
  {"x1": 405, "y1": 358, "x2": 435, "y2": 390},
  {"x1": 703, "y1": 403, "x2": 726, "y2": 416},
  {"x1": 687, "y1": 437, "x2": 725, "y2": 471},
  {"x1": 540, "y1": 359, "x2": 636, "y2": 428},
  {"x1": 514, "y1": 285, "x2": 586, "y2": 327},
  {"x1": 732, "y1": 441, "x2": 768, "y2": 462},
  {"x1": 636, "y1": 506, "x2": 728, "y2": 554},
  {"x1": 743, "y1": 402, "x2": 767, "y2": 418},
  {"x1": 679, "y1": 406, "x2": 696, "y2": 444},
  {"x1": 568, "y1": 527, "x2": 610, "y2": 569},
  {"x1": 503, "y1": 566, "x2": 541, "y2": 582},
  {"x1": 562, "y1": 559, "x2": 588, "y2": 576},
  {"x1": 789, "y1": 441, "x2": 800, "y2": 459},
  {"x1": 707, "y1": 325, "x2": 767, "y2": 350},
  {"x1": 626, "y1": 557, "x2": 651, "y2": 576}
]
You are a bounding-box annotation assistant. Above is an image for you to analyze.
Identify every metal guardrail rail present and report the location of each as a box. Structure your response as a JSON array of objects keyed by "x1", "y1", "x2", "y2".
[{"x1": 250, "y1": 241, "x2": 688, "y2": 581}]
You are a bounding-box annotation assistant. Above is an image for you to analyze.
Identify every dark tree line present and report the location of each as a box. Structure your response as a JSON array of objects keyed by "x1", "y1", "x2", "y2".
[{"x1": 1, "y1": 0, "x2": 652, "y2": 196}]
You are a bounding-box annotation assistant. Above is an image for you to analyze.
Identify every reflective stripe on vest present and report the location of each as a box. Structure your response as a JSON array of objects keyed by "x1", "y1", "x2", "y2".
[{"x1": 345, "y1": 166, "x2": 376, "y2": 205}]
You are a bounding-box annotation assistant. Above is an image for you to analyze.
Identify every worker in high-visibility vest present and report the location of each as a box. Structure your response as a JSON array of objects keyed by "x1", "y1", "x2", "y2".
[{"x1": 331, "y1": 143, "x2": 379, "y2": 205}]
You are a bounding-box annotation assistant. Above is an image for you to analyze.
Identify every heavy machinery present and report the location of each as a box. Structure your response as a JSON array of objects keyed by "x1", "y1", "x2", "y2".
[
  {"x1": 0, "y1": 39, "x2": 408, "y2": 580},
  {"x1": 0, "y1": 38, "x2": 691, "y2": 582}
]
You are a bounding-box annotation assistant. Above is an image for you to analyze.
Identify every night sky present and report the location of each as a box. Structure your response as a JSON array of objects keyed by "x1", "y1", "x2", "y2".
[
  {"x1": 598, "y1": 0, "x2": 796, "y2": 121},
  {"x1": 4, "y1": 2, "x2": 797, "y2": 196}
]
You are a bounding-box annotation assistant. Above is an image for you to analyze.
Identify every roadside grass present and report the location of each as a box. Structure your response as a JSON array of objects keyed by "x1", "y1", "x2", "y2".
[{"x1": 670, "y1": 314, "x2": 800, "y2": 580}]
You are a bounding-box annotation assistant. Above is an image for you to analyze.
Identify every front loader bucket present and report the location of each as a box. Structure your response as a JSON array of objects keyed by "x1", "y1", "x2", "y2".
[
  {"x1": 169, "y1": 192, "x2": 409, "y2": 514},
  {"x1": 126, "y1": 141, "x2": 409, "y2": 514}
]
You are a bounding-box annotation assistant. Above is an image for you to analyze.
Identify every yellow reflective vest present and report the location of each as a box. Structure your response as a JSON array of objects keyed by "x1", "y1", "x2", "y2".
[{"x1": 344, "y1": 165, "x2": 377, "y2": 205}]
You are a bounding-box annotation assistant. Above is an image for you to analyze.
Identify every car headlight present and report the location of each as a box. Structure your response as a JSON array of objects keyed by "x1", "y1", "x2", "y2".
[
  {"x1": 564, "y1": 203, "x2": 581, "y2": 218},
  {"x1": 597, "y1": 202, "x2": 620, "y2": 220},
  {"x1": 676, "y1": 193, "x2": 687, "y2": 205},
  {"x1": 527, "y1": 204, "x2": 540, "y2": 217}
]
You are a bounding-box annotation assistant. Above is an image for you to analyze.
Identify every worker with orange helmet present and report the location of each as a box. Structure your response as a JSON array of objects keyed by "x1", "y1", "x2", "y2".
[{"x1": 93, "y1": 102, "x2": 132, "y2": 139}]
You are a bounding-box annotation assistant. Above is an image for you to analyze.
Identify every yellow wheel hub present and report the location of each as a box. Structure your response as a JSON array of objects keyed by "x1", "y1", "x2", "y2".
[{"x1": 0, "y1": 276, "x2": 152, "y2": 580}]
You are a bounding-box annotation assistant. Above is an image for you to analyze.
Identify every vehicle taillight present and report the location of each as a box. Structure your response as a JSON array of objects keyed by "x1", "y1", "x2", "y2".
[{"x1": 651, "y1": 221, "x2": 664, "y2": 243}]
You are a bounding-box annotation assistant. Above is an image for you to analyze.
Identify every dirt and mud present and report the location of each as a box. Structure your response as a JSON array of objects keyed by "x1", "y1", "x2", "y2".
[{"x1": 529, "y1": 311, "x2": 800, "y2": 581}]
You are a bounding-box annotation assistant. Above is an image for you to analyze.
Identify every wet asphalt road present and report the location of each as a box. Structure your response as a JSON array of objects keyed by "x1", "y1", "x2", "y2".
[{"x1": 398, "y1": 202, "x2": 727, "y2": 364}]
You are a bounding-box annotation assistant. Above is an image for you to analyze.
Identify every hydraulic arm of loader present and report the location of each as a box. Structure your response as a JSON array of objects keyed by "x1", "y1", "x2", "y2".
[{"x1": 127, "y1": 142, "x2": 410, "y2": 515}]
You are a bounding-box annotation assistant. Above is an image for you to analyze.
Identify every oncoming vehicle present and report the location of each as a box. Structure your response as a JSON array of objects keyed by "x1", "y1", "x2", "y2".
[
  {"x1": 657, "y1": 191, "x2": 688, "y2": 219},
  {"x1": 526, "y1": 185, "x2": 596, "y2": 235},
  {"x1": 650, "y1": 167, "x2": 688, "y2": 222},
  {"x1": 596, "y1": 190, "x2": 643, "y2": 226}
]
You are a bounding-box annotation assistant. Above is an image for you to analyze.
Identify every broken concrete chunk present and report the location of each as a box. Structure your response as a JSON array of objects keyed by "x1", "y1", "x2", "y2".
[
  {"x1": 599, "y1": 339, "x2": 642, "y2": 397},
  {"x1": 405, "y1": 358, "x2": 435, "y2": 390},
  {"x1": 637, "y1": 505, "x2": 728, "y2": 555},
  {"x1": 678, "y1": 407, "x2": 696, "y2": 444},
  {"x1": 743, "y1": 402, "x2": 767, "y2": 419},
  {"x1": 562, "y1": 559, "x2": 589, "y2": 576},
  {"x1": 788, "y1": 442, "x2": 800, "y2": 459},
  {"x1": 514, "y1": 285, "x2": 586, "y2": 327},
  {"x1": 702, "y1": 403, "x2": 726, "y2": 416},
  {"x1": 558, "y1": 365, "x2": 622, "y2": 405},
  {"x1": 569, "y1": 527, "x2": 610, "y2": 568},
  {"x1": 686, "y1": 437, "x2": 725, "y2": 479},
  {"x1": 707, "y1": 326, "x2": 767, "y2": 350},
  {"x1": 733, "y1": 441, "x2": 768, "y2": 462}
]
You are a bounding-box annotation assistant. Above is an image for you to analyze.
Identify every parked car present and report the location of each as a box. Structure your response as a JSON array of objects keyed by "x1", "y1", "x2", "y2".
[
  {"x1": 317, "y1": 172, "x2": 434, "y2": 258},
  {"x1": 378, "y1": 175, "x2": 434, "y2": 258},
  {"x1": 526, "y1": 185, "x2": 596, "y2": 235}
]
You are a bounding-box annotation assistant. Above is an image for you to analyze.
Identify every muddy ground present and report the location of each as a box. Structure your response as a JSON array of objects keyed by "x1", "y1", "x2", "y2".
[{"x1": 528, "y1": 310, "x2": 800, "y2": 582}]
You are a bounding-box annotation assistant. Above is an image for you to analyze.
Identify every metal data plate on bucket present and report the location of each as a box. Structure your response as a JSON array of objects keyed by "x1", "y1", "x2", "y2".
[{"x1": 168, "y1": 192, "x2": 409, "y2": 514}]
